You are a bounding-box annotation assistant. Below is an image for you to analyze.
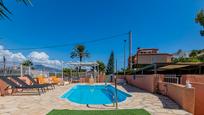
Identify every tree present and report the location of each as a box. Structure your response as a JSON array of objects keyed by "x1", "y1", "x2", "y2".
[
  {"x1": 70, "y1": 44, "x2": 90, "y2": 62},
  {"x1": 106, "y1": 51, "x2": 114, "y2": 75},
  {"x1": 189, "y1": 50, "x2": 198, "y2": 58},
  {"x1": 22, "y1": 60, "x2": 33, "y2": 67},
  {"x1": 63, "y1": 68, "x2": 71, "y2": 77},
  {"x1": 0, "y1": 0, "x2": 32, "y2": 20},
  {"x1": 195, "y1": 10, "x2": 204, "y2": 36},
  {"x1": 96, "y1": 61, "x2": 105, "y2": 72}
]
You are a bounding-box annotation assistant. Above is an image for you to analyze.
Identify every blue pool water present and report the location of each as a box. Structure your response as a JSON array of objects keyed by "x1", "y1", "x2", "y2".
[{"x1": 61, "y1": 85, "x2": 131, "y2": 105}]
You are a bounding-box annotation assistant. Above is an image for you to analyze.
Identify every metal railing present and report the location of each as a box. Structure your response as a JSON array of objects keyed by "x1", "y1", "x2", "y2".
[{"x1": 163, "y1": 74, "x2": 179, "y2": 84}]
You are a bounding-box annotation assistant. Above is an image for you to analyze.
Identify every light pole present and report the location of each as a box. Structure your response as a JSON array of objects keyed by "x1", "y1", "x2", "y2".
[
  {"x1": 61, "y1": 61, "x2": 64, "y2": 84},
  {"x1": 124, "y1": 40, "x2": 126, "y2": 76},
  {"x1": 129, "y1": 31, "x2": 132, "y2": 69},
  {"x1": 137, "y1": 47, "x2": 140, "y2": 71},
  {"x1": 3, "y1": 56, "x2": 6, "y2": 77},
  {"x1": 114, "y1": 75, "x2": 118, "y2": 109}
]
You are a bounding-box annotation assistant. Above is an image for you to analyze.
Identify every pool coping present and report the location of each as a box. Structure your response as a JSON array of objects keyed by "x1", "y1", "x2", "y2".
[{"x1": 59, "y1": 83, "x2": 132, "y2": 107}]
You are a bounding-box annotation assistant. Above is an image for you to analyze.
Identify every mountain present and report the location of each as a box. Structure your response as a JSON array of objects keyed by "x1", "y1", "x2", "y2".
[{"x1": 33, "y1": 64, "x2": 61, "y2": 72}]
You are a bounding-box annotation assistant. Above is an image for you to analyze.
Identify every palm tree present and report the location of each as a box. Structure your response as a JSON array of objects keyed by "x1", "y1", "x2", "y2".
[
  {"x1": 70, "y1": 44, "x2": 90, "y2": 62},
  {"x1": 22, "y1": 60, "x2": 33, "y2": 67},
  {"x1": 0, "y1": 0, "x2": 32, "y2": 20}
]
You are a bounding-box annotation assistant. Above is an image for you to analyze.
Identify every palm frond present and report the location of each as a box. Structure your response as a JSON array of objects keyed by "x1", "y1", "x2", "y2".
[
  {"x1": 70, "y1": 44, "x2": 90, "y2": 61},
  {"x1": 0, "y1": 9, "x2": 11, "y2": 20},
  {"x1": 16, "y1": 0, "x2": 33, "y2": 6},
  {"x1": 0, "y1": 2, "x2": 12, "y2": 14},
  {"x1": 0, "y1": 0, "x2": 32, "y2": 20},
  {"x1": 195, "y1": 10, "x2": 204, "y2": 26}
]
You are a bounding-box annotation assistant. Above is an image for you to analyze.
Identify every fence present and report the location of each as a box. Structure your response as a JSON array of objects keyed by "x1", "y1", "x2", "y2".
[{"x1": 163, "y1": 74, "x2": 179, "y2": 84}]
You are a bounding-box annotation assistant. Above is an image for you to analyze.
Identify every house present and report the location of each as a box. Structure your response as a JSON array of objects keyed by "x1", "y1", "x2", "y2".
[{"x1": 129, "y1": 48, "x2": 172, "y2": 68}]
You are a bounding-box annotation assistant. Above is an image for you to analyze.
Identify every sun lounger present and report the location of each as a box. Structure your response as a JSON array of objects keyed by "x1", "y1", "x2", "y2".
[
  {"x1": 51, "y1": 76, "x2": 60, "y2": 85},
  {"x1": 10, "y1": 76, "x2": 50, "y2": 91},
  {"x1": 25, "y1": 75, "x2": 55, "y2": 89},
  {"x1": 0, "y1": 77, "x2": 43, "y2": 95}
]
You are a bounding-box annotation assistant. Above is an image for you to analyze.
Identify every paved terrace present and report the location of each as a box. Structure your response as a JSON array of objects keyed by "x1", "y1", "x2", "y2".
[{"x1": 0, "y1": 84, "x2": 191, "y2": 115}]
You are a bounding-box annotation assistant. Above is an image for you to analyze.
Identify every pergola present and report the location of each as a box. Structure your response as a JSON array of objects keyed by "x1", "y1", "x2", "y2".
[
  {"x1": 63, "y1": 61, "x2": 99, "y2": 81},
  {"x1": 65, "y1": 61, "x2": 99, "y2": 68}
]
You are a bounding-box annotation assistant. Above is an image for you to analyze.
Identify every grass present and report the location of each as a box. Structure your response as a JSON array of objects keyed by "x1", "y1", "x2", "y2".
[{"x1": 47, "y1": 109, "x2": 150, "y2": 115}]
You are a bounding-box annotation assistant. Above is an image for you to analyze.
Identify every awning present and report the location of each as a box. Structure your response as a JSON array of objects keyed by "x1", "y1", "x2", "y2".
[{"x1": 157, "y1": 64, "x2": 190, "y2": 71}]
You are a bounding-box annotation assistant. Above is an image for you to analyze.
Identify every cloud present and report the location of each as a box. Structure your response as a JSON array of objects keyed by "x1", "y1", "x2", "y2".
[
  {"x1": 28, "y1": 52, "x2": 49, "y2": 61},
  {"x1": 28, "y1": 51, "x2": 61, "y2": 68},
  {"x1": 0, "y1": 45, "x2": 61, "y2": 68},
  {"x1": 0, "y1": 46, "x2": 26, "y2": 62}
]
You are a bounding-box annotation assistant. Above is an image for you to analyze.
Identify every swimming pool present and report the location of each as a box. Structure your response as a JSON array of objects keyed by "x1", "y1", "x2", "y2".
[{"x1": 61, "y1": 85, "x2": 131, "y2": 105}]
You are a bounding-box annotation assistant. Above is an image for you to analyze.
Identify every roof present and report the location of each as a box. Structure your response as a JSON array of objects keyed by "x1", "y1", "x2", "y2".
[
  {"x1": 176, "y1": 62, "x2": 204, "y2": 65},
  {"x1": 65, "y1": 61, "x2": 99, "y2": 67},
  {"x1": 157, "y1": 64, "x2": 190, "y2": 71},
  {"x1": 138, "y1": 53, "x2": 172, "y2": 56},
  {"x1": 133, "y1": 53, "x2": 173, "y2": 57},
  {"x1": 138, "y1": 48, "x2": 159, "y2": 51},
  {"x1": 136, "y1": 62, "x2": 204, "y2": 73}
]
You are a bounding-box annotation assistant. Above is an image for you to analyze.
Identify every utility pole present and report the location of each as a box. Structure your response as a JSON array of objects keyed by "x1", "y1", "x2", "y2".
[
  {"x1": 124, "y1": 40, "x2": 126, "y2": 76},
  {"x1": 116, "y1": 59, "x2": 118, "y2": 75},
  {"x1": 61, "y1": 61, "x2": 64, "y2": 82},
  {"x1": 115, "y1": 59, "x2": 118, "y2": 109},
  {"x1": 129, "y1": 31, "x2": 132, "y2": 69},
  {"x1": 137, "y1": 47, "x2": 140, "y2": 71},
  {"x1": 20, "y1": 64, "x2": 23, "y2": 77},
  {"x1": 3, "y1": 56, "x2": 6, "y2": 77}
]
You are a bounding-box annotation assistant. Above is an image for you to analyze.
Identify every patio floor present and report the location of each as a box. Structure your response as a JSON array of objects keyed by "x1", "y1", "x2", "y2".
[{"x1": 0, "y1": 84, "x2": 191, "y2": 115}]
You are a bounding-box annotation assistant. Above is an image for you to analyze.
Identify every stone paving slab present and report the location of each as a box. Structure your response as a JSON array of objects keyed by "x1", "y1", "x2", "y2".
[{"x1": 0, "y1": 84, "x2": 192, "y2": 115}]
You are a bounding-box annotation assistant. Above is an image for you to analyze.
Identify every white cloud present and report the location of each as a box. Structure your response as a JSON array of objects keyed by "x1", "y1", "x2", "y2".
[
  {"x1": 0, "y1": 45, "x2": 26, "y2": 62},
  {"x1": 0, "y1": 45, "x2": 61, "y2": 68},
  {"x1": 28, "y1": 52, "x2": 49, "y2": 61},
  {"x1": 28, "y1": 51, "x2": 61, "y2": 68},
  {"x1": 11, "y1": 53, "x2": 27, "y2": 62}
]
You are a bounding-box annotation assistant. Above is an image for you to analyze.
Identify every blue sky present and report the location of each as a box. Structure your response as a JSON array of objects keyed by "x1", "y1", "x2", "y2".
[{"x1": 0, "y1": 0, "x2": 204, "y2": 68}]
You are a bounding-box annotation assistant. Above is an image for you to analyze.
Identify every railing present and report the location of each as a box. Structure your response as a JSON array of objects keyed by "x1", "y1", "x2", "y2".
[{"x1": 164, "y1": 74, "x2": 179, "y2": 84}]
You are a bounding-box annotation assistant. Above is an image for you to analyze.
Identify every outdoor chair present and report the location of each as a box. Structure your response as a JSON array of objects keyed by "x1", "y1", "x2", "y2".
[
  {"x1": 0, "y1": 77, "x2": 44, "y2": 95},
  {"x1": 9, "y1": 76, "x2": 50, "y2": 91},
  {"x1": 50, "y1": 76, "x2": 60, "y2": 85},
  {"x1": 25, "y1": 75, "x2": 55, "y2": 89}
]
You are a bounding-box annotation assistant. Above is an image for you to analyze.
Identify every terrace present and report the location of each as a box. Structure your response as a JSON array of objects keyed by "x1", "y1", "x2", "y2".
[
  {"x1": 1, "y1": 0, "x2": 204, "y2": 115},
  {"x1": 0, "y1": 61, "x2": 198, "y2": 115},
  {"x1": 0, "y1": 84, "x2": 190, "y2": 115}
]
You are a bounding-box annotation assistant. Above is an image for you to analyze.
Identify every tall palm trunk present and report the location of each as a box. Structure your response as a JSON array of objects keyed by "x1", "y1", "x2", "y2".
[
  {"x1": 79, "y1": 56, "x2": 82, "y2": 72},
  {"x1": 80, "y1": 56, "x2": 82, "y2": 62}
]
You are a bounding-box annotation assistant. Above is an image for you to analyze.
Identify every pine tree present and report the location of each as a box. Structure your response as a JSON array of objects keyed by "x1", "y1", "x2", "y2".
[{"x1": 106, "y1": 51, "x2": 114, "y2": 75}]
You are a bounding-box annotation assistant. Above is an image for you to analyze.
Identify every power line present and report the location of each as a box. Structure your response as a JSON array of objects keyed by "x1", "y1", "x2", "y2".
[{"x1": 4, "y1": 32, "x2": 128, "y2": 51}]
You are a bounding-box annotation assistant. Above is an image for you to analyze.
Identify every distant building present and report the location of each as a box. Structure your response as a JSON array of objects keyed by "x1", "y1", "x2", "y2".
[{"x1": 129, "y1": 48, "x2": 172, "y2": 68}]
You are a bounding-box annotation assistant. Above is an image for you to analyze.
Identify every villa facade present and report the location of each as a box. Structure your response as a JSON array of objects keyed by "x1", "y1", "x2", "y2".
[{"x1": 129, "y1": 48, "x2": 172, "y2": 68}]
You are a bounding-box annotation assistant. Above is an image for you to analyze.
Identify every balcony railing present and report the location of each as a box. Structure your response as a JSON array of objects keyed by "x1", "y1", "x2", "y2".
[{"x1": 163, "y1": 74, "x2": 179, "y2": 84}]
